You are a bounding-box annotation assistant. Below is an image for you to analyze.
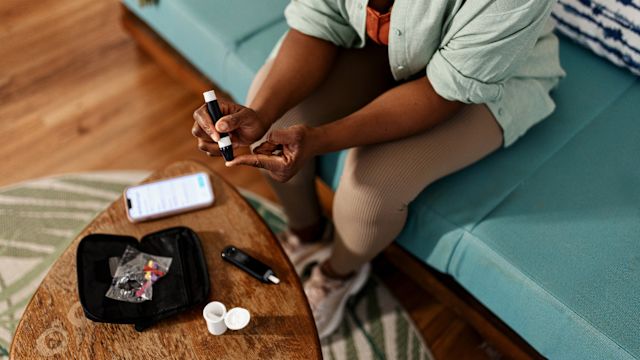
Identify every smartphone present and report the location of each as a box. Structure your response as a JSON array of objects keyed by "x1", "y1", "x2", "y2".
[
  {"x1": 124, "y1": 172, "x2": 214, "y2": 222},
  {"x1": 221, "y1": 246, "x2": 280, "y2": 284}
]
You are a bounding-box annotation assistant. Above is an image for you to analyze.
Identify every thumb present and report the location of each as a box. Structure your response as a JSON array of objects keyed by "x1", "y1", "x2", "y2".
[
  {"x1": 215, "y1": 115, "x2": 234, "y2": 133},
  {"x1": 216, "y1": 107, "x2": 250, "y2": 132}
]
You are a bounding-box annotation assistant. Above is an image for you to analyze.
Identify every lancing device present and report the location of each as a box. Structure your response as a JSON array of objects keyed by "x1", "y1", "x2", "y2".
[
  {"x1": 221, "y1": 246, "x2": 280, "y2": 284},
  {"x1": 203, "y1": 90, "x2": 234, "y2": 161}
]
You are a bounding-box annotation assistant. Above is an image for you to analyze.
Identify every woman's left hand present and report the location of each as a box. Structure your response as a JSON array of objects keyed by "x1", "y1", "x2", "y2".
[{"x1": 225, "y1": 125, "x2": 318, "y2": 182}]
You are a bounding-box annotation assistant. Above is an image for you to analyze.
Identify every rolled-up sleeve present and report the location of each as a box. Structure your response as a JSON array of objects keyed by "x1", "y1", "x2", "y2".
[
  {"x1": 284, "y1": 0, "x2": 358, "y2": 48},
  {"x1": 427, "y1": 0, "x2": 554, "y2": 104}
]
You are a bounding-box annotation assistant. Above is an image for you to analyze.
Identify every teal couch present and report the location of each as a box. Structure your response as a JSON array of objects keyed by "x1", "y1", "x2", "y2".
[{"x1": 122, "y1": 1, "x2": 640, "y2": 358}]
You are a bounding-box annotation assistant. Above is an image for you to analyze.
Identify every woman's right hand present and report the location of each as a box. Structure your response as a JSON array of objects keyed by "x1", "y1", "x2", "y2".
[{"x1": 192, "y1": 99, "x2": 270, "y2": 157}]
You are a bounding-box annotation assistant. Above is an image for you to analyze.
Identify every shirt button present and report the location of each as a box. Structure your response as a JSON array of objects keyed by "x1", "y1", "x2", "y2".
[
  {"x1": 357, "y1": 2, "x2": 363, "y2": 9},
  {"x1": 394, "y1": 28, "x2": 402, "y2": 36},
  {"x1": 397, "y1": 65, "x2": 405, "y2": 71}
]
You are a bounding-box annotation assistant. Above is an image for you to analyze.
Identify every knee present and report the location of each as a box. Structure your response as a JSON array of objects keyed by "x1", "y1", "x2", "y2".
[
  {"x1": 334, "y1": 175, "x2": 408, "y2": 225},
  {"x1": 331, "y1": 169, "x2": 409, "y2": 252},
  {"x1": 333, "y1": 151, "x2": 409, "y2": 226}
]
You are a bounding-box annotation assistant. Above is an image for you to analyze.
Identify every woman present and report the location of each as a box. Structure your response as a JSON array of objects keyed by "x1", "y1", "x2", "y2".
[{"x1": 192, "y1": 0, "x2": 565, "y2": 338}]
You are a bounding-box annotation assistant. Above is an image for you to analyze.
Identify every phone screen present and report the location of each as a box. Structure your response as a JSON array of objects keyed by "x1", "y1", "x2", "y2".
[{"x1": 125, "y1": 172, "x2": 213, "y2": 221}]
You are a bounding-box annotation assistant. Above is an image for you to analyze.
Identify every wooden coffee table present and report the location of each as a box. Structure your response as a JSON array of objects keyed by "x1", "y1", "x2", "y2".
[{"x1": 10, "y1": 161, "x2": 321, "y2": 359}]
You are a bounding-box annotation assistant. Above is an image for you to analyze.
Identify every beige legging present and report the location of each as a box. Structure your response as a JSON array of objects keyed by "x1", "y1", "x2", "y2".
[{"x1": 247, "y1": 44, "x2": 503, "y2": 275}]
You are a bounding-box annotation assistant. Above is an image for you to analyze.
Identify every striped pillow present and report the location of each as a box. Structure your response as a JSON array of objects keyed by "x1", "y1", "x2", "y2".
[{"x1": 552, "y1": 0, "x2": 640, "y2": 76}]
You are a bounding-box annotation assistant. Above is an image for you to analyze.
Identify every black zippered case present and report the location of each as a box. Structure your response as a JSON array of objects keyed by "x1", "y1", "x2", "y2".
[{"x1": 76, "y1": 226, "x2": 209, "y2": 331}]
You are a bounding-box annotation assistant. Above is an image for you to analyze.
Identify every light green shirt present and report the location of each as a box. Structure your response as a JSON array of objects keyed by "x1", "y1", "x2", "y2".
[{"x1": 283, "y1": 0, "x2": 566, "y2": 146}]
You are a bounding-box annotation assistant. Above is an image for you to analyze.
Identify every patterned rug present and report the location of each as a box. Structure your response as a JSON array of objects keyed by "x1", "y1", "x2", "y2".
[{"x1": 0, "y1": 172, "x2": 433, "y2": 360}]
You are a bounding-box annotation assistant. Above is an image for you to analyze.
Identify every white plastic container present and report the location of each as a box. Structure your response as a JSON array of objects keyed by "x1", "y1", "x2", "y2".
[{"x1": 203, "y1": 301, "x2": 250, "y2": 335}]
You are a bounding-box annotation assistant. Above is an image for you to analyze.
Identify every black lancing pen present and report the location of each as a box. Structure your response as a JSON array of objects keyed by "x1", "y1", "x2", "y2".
[{"x1": 203, "y1": 90, "x2": 234, "y2": 161}]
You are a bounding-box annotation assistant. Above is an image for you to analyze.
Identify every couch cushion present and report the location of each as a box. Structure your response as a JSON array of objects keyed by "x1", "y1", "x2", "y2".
[
  {"x1": 451, "y1": 82, "x2": 640, "y2": 359},
  {"x1": 122, "y1": 0, "x2": 289, "y2": 101}
]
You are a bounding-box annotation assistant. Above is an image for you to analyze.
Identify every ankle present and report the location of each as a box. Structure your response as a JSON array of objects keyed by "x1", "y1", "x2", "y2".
[
  {"x1": 290, "y1": 218, "x2": 327, "y2": 244},
  {"x1": 320, "y1": 261, "x2": 354, "y2": 281}
]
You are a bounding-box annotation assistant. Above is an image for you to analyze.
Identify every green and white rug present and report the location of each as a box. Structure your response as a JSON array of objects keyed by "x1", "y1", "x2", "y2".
[{"x1": 0, "y1": 172, "x2": 433, "y2": 360}]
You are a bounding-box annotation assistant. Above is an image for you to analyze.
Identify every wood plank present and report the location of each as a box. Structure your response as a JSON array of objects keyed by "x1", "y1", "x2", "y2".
[{"x1": 0, "y1": 0, "x2": 273, "y2": 203}]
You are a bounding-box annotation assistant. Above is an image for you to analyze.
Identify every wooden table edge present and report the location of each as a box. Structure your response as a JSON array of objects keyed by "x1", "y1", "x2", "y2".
[{"x1": 9, "y1": 160, "x2": 321, "y2": 359}]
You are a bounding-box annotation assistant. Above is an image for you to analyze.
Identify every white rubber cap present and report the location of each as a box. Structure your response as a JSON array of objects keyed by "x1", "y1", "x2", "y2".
[
  {"x1": 224, "y1": 307, "x2": 250, "y2": 330},
  {"x1": 203, "y1": 90, "x2": 217, "y2": 103},
  {"x1": 218, "y1": 136, "x2": 232, "y2": 148}
]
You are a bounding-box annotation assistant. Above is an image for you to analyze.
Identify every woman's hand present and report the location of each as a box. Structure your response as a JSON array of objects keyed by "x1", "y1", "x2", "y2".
[
  {"x1": 226, "y1": 125, "x2": 318, "y2": 182},
  {"x1": 192, "y1": 99, "x2": 271, "y2": 157}
]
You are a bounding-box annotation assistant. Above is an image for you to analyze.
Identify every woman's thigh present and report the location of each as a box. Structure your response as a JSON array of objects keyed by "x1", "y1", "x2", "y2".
[
  {"x1": 246, "y1": 42, "x2": 395, "y2": 130},
  {"x1": 335, "y1": 104, "x2": 504, "y2": 215}
]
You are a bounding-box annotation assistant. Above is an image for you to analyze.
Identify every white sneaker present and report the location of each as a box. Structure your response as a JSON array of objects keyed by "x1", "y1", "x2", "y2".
[
  {"x1": 277, "y1": 222, "x2": 333, "y2": 275},
  {"x1": 304, "y1": 262, "x2": 371, "y2": 339}
]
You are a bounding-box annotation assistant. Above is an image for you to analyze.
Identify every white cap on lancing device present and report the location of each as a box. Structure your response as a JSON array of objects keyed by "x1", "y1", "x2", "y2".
[{"x1": 203, "y1": 90, "x2": 217, "y2": 103}]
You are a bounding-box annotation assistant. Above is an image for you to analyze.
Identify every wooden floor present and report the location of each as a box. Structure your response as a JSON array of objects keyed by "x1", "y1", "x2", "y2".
[
  {"x1": 0, "y1": 1, "x2": 499, "y2": 358},
  {"x1": 0, "y1": 0, "x2": 268, "y2": 195}
]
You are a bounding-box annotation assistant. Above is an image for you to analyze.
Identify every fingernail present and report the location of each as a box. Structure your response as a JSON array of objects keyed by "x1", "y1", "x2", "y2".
[
  {"x1": 217, "y1": 123, "x2": 228, "y2": 132},
  {"x1": 225, "y1": 162, "x2": 232, "y2": 167}
]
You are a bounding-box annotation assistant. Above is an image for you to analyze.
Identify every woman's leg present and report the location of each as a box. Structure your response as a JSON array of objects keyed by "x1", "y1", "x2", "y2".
[
  {"x1": 305, "y1": 103, "x2": 503, "y2": 338},
  {"x1": 328, "y1": 103, "x2": 504, "y2": 274},
  {"x1": 246, "y1": 43, "x2": 394, "y2": 231}
]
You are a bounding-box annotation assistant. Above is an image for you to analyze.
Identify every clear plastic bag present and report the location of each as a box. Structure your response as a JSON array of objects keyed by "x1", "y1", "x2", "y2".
[{"x1": 105, "y1": 246, "x2": 172, "y2": 303}]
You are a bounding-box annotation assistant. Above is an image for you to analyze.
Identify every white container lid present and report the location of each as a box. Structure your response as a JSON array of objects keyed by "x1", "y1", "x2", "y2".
[{"x1": 224, "y1": 307, "x2": 250, "y2": 330}]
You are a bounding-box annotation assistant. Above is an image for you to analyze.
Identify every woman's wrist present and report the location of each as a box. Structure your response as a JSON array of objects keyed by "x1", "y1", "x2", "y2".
[
  {"x1": 250, "y1": 92, "x2": 288, "y2": 128},
  {"x1": 307, "y1": 125, "x2": 332, "y2": 156},
  {"x1": 251, "y1": 106, "x2": 276, "y2": 129}
]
